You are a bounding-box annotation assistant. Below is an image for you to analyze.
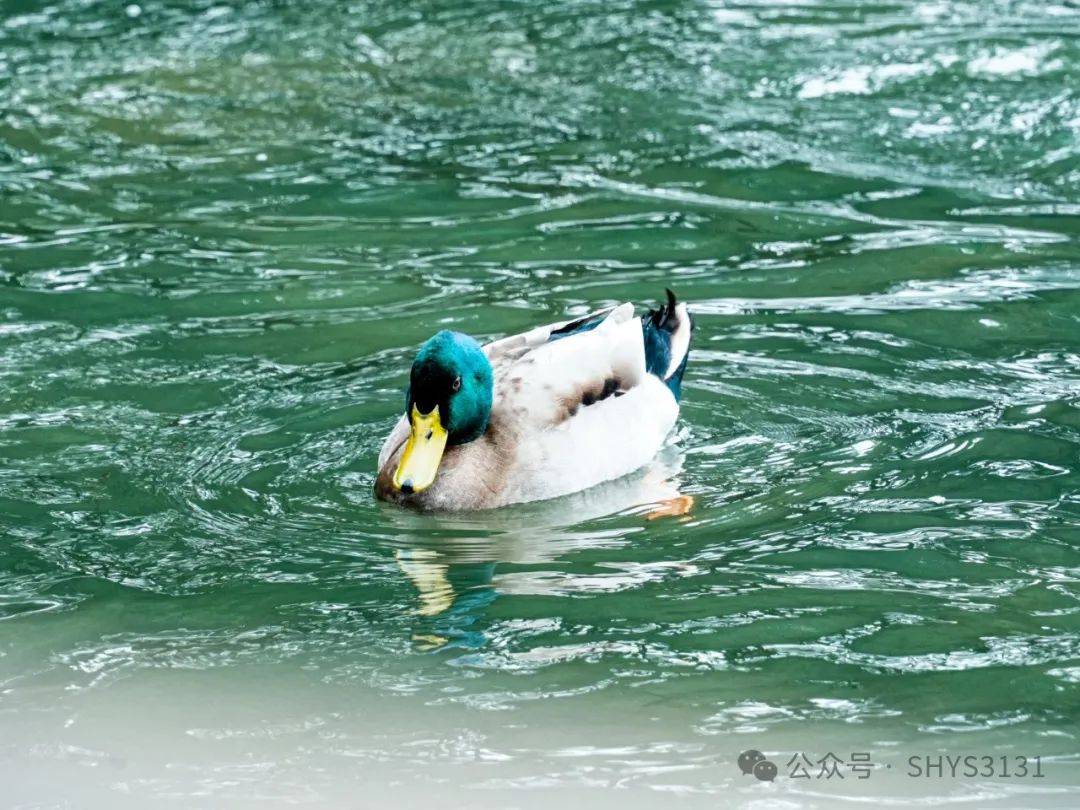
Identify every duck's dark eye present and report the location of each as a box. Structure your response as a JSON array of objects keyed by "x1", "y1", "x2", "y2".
[{"x1": 451, "y1": 376, "x2": 461, "y2": 392}]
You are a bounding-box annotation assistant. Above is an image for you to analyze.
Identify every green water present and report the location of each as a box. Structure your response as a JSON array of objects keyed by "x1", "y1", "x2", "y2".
[{"x1": 2, "y1": 0, "x2": 1079, "y2": 806}]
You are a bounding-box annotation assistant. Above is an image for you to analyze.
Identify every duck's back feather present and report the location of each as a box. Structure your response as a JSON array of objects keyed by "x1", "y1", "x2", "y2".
[{"x1": 481, "y1": 299, "x2": 684, "y2": 505}]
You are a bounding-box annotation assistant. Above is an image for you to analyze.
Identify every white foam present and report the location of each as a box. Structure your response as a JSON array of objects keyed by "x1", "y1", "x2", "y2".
[
  {"x1": 968, "y1": 44, "x2": 1061, "y2": 78},
  {"x1": 798, "y1": 63, "x2": 929, "y2": 100}
]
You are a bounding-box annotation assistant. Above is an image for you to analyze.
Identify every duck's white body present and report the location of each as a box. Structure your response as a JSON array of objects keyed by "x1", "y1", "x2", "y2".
[{"x1": 376, "y1": 296, "x2": 692, "y2": 511}]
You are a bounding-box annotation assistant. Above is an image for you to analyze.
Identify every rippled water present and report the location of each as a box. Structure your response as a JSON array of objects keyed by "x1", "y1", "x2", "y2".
[{"x1": 2, "y1": 0, "x2": 1079, "y2": 806}]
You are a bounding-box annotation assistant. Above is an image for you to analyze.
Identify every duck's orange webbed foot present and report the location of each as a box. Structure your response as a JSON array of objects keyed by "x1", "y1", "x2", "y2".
[{"x1": 645, "y1": 494, "x2": 694, "y2": 521}]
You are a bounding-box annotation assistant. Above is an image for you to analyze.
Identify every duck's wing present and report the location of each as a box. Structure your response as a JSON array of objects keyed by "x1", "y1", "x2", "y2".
[
  {"x1": 488, "y1": 294, "x2": 692, "y2": 505},
  {"x1": 489, "y1": 302, "x2": 647, "y2": 428}
]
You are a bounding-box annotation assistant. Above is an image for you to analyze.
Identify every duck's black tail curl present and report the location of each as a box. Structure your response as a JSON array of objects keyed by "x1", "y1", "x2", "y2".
[{"x1": 641, "y1": 288, "x2": 693, "y2": 401}]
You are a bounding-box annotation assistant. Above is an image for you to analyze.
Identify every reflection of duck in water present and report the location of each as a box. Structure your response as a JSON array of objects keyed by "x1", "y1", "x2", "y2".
[
  {"x1": 375, "y1": 290, "x2": 693, "y2": 513},
  {"x1": 395, "y1": 548, "x2": 497, "y2": 650},
  {"x1": 390, "y1": 445, "x2": 692, "y2": 647}
]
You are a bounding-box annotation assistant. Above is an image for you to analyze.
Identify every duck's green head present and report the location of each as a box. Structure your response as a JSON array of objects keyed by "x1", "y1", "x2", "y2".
[{"x1": 392, "y1": 330, "x2": 494, "y2": 495}]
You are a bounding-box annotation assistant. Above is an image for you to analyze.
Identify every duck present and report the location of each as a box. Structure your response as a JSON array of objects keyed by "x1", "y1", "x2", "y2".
[{"x1": 375, "y1": 289, "x2": 693, "y2": 511}]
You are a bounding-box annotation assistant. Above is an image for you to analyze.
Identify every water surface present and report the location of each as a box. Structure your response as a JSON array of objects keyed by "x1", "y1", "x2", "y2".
[{"x1": 1, "y1": 0, "x2": 1079, "y2": 806}]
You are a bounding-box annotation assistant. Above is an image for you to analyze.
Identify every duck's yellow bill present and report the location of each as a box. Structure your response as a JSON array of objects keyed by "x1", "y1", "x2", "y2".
[{"x1": 392, "y1": 405, "x2": 448, "y2": 494}]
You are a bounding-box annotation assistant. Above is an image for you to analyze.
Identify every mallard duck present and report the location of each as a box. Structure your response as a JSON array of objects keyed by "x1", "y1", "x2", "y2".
[{"x1": 375, "y1": 290, "x2": 692, "y2": 511}]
